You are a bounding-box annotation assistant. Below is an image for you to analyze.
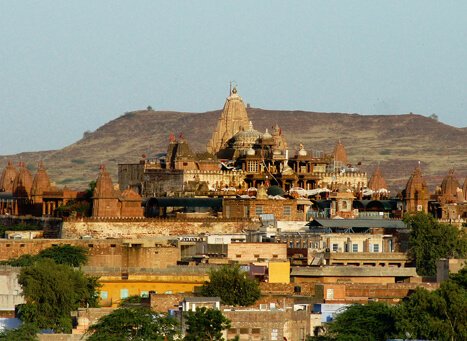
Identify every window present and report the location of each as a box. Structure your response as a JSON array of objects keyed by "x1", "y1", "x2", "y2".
[
  {"x1": 255, "y1": 205, "x2": 263, "y2": 215},
  {"x1": 247, "y1": 161, "x2": 258, "y2": 172},
  {"x1": 120, "y1": 289, "x2": 129, "y2": 299},
  {"x1": 110, "y1": 244, "x2": 116, "y2": 248},
  {"x1": 283, "y1": 205, "x2": 291, "y2": 216},
  {"x1": 352, "y1": 244, "x2": 358, "y2": 252},
  {"x1": 88, "y1": 244, "x2": 93, "y2": 248},
  {"x1": 272, "y1": 254, "x2": 278, "y2": 258},
  {"x1": 236, "y1": 254, "x2": 241, "y2": 258},
  {"x1": 227, "y1": 329, "x2": 237, "y2": 338},
  {"x1": 140, "y1": 291, "x2": 149, "y2": 298},
  {"x1": 254, "y1": 254, "x2": 260, "y2": 258},
  {"x1": 100, "y1": 291, "x2": 108, "y2": 300},
  {"x1": 332, "y1": 243, "x2": 338, "y2": 252},
  {"x1": 373, "y1": 244, "x2": 380, "y2": 252}
]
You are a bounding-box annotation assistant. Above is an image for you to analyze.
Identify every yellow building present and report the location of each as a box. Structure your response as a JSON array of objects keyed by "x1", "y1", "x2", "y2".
[
  {"x1": 268, "y1": 261, "x2": 290, "y2": 284},
  {"x1": 96, "y1": 272, "x2": 209, "y2": 307}
]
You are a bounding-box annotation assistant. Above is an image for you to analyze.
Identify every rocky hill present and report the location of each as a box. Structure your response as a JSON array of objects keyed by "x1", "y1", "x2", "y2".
[{"x1": 2, "y1": 108, "x2": 466, "y2": 192}]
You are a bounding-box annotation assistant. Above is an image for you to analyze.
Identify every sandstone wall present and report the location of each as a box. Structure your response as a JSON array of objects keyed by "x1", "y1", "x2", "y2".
[
  {"x1": 61, "y1": 219, "x2": 257, "y2": 239},
  {"x1": 0, "y1": 239, "x2": 180, "y2": 270}
]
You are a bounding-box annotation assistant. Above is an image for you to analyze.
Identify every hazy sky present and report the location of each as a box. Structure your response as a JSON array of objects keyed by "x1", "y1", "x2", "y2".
[{"x1": 1, "y1": 1, "x2": 466, "y2": 155}]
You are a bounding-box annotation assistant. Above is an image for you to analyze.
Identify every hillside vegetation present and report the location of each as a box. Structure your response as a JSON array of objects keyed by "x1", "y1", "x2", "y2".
[{"x1": 2, "y1": 108, "x2": 466, "y2": 192}]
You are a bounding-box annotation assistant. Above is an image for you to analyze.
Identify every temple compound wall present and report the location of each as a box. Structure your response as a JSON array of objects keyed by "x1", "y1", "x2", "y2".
[{"x1": 61, "y1": 219, "x2": 256, "y2": 239}]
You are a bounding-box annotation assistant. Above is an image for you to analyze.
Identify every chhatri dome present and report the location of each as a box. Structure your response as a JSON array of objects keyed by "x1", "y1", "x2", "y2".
[{"x1": 297, "y1": 143, "x2": 307, "y2": 156}]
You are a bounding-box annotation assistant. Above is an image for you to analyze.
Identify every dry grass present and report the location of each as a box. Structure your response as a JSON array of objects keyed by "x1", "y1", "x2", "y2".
[{"x1": 1, "y1": 109, "x2": 466, "y2": 192}]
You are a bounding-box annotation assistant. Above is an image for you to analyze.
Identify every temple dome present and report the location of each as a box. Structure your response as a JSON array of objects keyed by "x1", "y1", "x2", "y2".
[
  {"x1": 440, "y1": 169, "x2": 461, "y2": 203},
  {"x1": 206, "y1": 86, "x2": 250, "y2": 154},
  {"x1": 333, "y1": 140, "x2": 348, "y2": 164},
  {"x1": 12, "y1": 162, "x2": 33, "y2": 198},
  {"x1": 246, "y1": 147, "x2": 256, "y2": 156},
  {"x1": 230, "y1": 121, "x2": 262, "y2": 150},
  {"x1": 405, "y1": 164, "x2": 427, "y2": 194},
  {"x1": 0, "y1": 161, "x2": 17, "y2": 192},
  {"x1": 368, "y1": 165, "x2": 388, "y2": 191},
  {"x1": 31, "y1": 161, "x2": 51, "y2": 198},
  {"x1": 262, "y1": 128, "x2": 272, "y2": 140},
  {"x1": 94, "y1": 165, "x2": 117, "y2": 199}
]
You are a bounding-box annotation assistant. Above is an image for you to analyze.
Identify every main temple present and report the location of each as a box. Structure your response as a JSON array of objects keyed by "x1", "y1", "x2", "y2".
[{"x1": 118, "y1": 87, "x2": 368, "y2": 197}]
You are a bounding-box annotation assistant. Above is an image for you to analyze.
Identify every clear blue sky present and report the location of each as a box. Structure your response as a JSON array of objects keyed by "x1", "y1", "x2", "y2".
[{"x1": 1, "y1": 1, "x2": 466, "y2": 155}]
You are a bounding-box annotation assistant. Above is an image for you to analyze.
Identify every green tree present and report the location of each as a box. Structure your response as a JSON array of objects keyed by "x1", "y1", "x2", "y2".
[
  {"x1": 17, "y1": 259, "x2": 99, "y2": 333},
  {"x1": 449, "y1": 266, "x2": 467, "y2": 288},
  {"x1": 184, "y1": 307, "x2": 231, "y2": 341},
  {"x1": 0, "y1": 254, "x2": 38, "y2": 267},
  {"x1": 326, "y1": 302, "x2": 397, "y2": 341},
  {"x1": 404, "y1": 212, "x2": 467, "y2": 276},
  {"x1": 0, "y1": 323, "x2": 39, "y2": 341},
  {"x1": 395, "y1": 280, "x2": 467, "y2": 341},
  {"x1": 86, "y1": 306, "x2": 179, "y2": 341},
  {"x1": 37, "y1": 245, "x2": 88, "y2": 267},
  {"x1": 200, "y1": 265, "x2": 260, "y2": 306},
  {"x1": 1, "y1": 245, "x2": 89, "y2": 268},
  {"x1": 395, "y1": 287, "x2": 445, "y2": 340}
]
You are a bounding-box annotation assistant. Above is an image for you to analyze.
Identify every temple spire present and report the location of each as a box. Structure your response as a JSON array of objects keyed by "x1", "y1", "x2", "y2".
[{"x1": 206, "y1": 85, "x2": 250, "y2": 154}]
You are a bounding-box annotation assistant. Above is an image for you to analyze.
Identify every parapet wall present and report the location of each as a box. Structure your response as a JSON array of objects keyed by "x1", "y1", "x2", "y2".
[{"x1": 62, "y1": 219, "x2": 258, "y2": 239}]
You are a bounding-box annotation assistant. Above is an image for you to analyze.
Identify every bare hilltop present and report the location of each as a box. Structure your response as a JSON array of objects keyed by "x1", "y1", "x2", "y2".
[{"x1": 2, "y1": 108, "x2": 466, "y2": 192}]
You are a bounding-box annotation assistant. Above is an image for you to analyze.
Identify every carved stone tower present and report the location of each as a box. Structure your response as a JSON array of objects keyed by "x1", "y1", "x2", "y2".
[
  {"x1": 206, "y1": 87, "x2": 250, "y2": 155},
  {"x1": 93, "y1": 165, "x2": 120, "y2": 217},
  {"x1": 31, "y1": 161, "x2": 51, "y2": 204},
  {"x1": 368, "y1": 165, "x2": 388, "y2": 191},
  {"x1": 0, "y1": 161, "x2": 17, "y2": 192},
  {"x1": 404, "y1": 164, "x2": 429, "y2": 213},
  {"x1": 333, "y1": 140, "x2": 348, "y2": 166}
]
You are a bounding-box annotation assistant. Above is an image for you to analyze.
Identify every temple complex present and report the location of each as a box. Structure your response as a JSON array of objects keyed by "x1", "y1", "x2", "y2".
[
  {"x1": 118, "y1": 87, "x2": 368, "y2": 197},
  {"x1": 0, "y1": 87, "x2": 465, "y2": 221}
]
